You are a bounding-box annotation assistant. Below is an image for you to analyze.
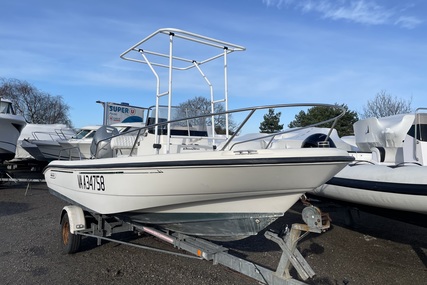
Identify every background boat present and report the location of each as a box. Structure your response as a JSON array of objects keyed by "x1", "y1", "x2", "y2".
[
  {"x1": 0, "y1": 98, "x2": 26, "y2": 162},
  {"x1": 313, "y1": 109, "x2": 427, "y2": 216}
]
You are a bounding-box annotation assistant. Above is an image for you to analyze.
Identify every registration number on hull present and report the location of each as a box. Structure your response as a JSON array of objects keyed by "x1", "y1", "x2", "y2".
[{"x1": 77, "y1": 174, "x2": 105, "y2": 191}]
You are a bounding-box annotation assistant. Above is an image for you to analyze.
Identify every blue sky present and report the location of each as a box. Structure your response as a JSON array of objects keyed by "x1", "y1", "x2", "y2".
[{"x1": 1, "y1": 0, "x2": 426, "y2": 131}]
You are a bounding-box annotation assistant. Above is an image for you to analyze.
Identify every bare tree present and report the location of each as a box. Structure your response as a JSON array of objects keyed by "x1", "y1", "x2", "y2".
[
  {"x1": 0, "y1": 78, "x2": 72, "y2": 126},
  {"x1": 361, "y1": 90, "x2": 412, "y2": 119},
  {"x1": 177, "y1": 96, "x2": 236, "y2": 134}
]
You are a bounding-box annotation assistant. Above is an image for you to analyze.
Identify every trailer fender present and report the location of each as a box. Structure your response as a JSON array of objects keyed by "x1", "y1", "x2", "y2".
[{"x1": 61, "y1": 206, "x2": 86, "y2": 234}]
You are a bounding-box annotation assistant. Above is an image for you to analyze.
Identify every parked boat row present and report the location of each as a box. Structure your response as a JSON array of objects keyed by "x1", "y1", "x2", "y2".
[{"x1": 6, "y1": 121, "x2": 149, "y2": 164}]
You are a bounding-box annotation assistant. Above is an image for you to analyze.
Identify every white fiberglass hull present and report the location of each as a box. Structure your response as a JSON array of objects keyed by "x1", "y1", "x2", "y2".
[
  {"x1": 58, "y1": 140, "x2": 92, "y2": 160},
  {"x1": 45, "y1": 148, "x2": 352, "y2": 239},
  {"x1": 0, "y1": 114, "x2": 26, "y2": 161},
  {"x1": 314, "y1": 163, "x2": 427, "y2": 214},
  {"x1": 45, "y1": 148, "x2": 351, "y2": 213},
  {"x1": 30, "y1": 140, "x2": 68, "y2": 161}
]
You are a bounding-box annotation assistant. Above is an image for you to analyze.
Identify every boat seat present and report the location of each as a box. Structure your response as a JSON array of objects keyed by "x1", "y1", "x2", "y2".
[
  {"x1": 370, "y1": 146, "x2": 403, "y2": 164},
  {"x1": 110, "y1": 135, "x2": 140, "y2": 156}
]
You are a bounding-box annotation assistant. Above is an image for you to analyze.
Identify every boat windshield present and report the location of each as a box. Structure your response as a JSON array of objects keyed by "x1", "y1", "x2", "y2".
[
  {"x1": 75, "y1": 129, "x2": 95, "y2": 139},
  {"x1": 0, "y1": 101, "x2": 15, "y2": 115},
  {"x1": 146, "y1": 106, "x2": 208, "y2": 136},
  {"x1": 407, "y1": 124, "x2": 427, "y2": 142}
]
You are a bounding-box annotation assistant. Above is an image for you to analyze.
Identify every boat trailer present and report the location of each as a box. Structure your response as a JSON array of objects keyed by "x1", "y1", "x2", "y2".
[{"x1": 60, "y1": 204, "x2": 330, "y2": 285}]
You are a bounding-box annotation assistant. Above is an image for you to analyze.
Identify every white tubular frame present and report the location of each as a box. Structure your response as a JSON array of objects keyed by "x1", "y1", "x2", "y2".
[{"x1": 120, "y1": 28, "x2": 245, "y2": 153}]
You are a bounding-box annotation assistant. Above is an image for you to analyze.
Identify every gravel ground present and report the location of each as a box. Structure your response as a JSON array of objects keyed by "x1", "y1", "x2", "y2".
[{"x1": 0, "y1": 182, "x2": 426, "y2": 285}]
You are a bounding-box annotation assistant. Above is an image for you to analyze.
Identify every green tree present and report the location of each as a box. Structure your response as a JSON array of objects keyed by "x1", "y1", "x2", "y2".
[
  {"x1": 288, "y1": 104, "x2": 358, "y2": 136},
  {"x1": 0, "y1": 78, "x2": 72, "y2": 126},
  {"x1": 259, "y1": 108, "x2": 284, "y2": 133},
  {"x1": 361, "y1": 90, "x2": 412, "y2": 119}
]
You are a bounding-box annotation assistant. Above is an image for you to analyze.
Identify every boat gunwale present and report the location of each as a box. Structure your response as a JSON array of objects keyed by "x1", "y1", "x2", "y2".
[{"x1": 44, "y1": 155, "x2": 354, "y2": 171}]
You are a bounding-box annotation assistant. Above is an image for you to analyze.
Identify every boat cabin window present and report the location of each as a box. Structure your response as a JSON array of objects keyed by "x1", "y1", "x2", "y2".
[
  {"x1": 0, "y1": 101, "x2": 15, "y2": 115},
  {"x1": 407, "y1": 124, "x2": 427, "y2": 142}
]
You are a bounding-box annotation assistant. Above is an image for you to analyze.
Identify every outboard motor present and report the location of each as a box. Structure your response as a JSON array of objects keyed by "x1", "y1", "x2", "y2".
[
  {"x1": 90, "y1": 126, "x2": 120, "y2": 158},
  {"x1": 301, "y1": 133, "x2": 336, "y2": 148}
]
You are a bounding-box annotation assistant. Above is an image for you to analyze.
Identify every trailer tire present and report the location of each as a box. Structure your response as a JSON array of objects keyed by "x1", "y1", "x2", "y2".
[{"x1": 60, "y1": 213, "x2": 81, "y2": 254}]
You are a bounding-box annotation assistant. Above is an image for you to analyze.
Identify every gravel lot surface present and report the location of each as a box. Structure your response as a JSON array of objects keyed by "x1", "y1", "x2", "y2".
[{"x1": 1, "y1": 182, "x2": 426, "y2": 285}]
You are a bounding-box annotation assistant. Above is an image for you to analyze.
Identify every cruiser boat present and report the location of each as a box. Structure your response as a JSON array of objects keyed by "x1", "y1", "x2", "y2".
[
  {"x1": 53, "y1": 125, "x2": 100, "y2": 160},
  {"x1": 0, "y1": 98, "x2": 26, "y2": 162},
  {"x1": 24, "y1": 123, "x2": 145, "y2": 162},
  {"x1": 58, "y1": 123, "x2": 145, "y2": 160},
  {"x1": 19, "y1": 124, "x2": 76, "y2": 161},
  {"x1": 44, "y1": 28, "x2": 353, "y2": 240},
  {"x1": 314, "y1": 109, "x2": 427, "y2": 215}
]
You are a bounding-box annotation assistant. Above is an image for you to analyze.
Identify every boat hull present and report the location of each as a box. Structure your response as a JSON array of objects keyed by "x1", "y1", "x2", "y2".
[
  {"x1": 45, "y1": 148, "x2": 352, "y2": 239},
  {"x1": 117, "y1": 212, "x2": 287, "y2": 241},
  {"x1": 45, "y1": 149, "x2": 351, "y2": 213},
  {"x1": 314, "y1": 163, "x2": 427, "y2": 214},
  {"x1": 0, "y1": 114, "x2": 26, "y2": 161},
  {"x1": 20, "y1": 140, "x2": 46, "y2": 161},
  {"x1": 30, "y1": 140, "x2": 70, "y2": 161},
  {"x1": 58, "y1": 140, "x2": 92, "y2": 160}
]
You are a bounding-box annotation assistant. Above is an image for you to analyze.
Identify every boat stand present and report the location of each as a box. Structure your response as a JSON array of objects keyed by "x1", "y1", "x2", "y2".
[
  {"x1": 0, "y1": 164, "x2": 46, "y2": 195},
  {"x1": 0, "y1": 174, "x2": 45, "y2": 196},
  {"x1": 67, "y1": 205, "x2": 329, "y2": 285}
]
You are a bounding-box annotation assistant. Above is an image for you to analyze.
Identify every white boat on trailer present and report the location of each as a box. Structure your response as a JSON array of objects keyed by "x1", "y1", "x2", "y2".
[
  {"x1": 314, "y1": 109, "x2": 427, "y2": 215},
  {"x1": 44, "y1": 28, "x2": 353, "y2": 284},
  {"x1": 45, "y1": 28, "x2": 352, "y2": 240}
]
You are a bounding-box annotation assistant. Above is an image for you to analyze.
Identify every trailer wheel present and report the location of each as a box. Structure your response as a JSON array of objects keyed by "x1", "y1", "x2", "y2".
[{"x1": 60, "y1": 213, "x2": 81, "y2": 254}]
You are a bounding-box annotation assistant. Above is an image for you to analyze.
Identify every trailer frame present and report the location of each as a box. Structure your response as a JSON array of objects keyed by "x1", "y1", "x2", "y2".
[{"x1": 60, "y1": 205, "x2": 330, "y2": 285}]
